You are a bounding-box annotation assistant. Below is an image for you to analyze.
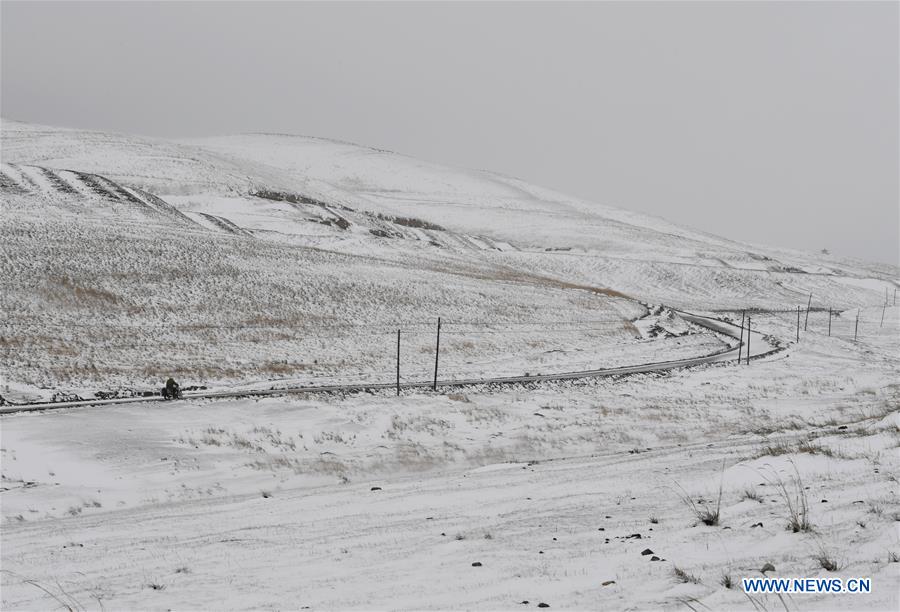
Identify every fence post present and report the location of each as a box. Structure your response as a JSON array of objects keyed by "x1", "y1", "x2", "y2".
[
  {"x1": 433, "y1": 317, "x2": 441, "y2": 391},
  {"x1": 746, "y1": 316, "x2": 751, "y2": 365},
  {"x1": 804, "y1": 293, "x2": 812, "y2": 331},
  {"x1": 396, "y1": 329, "x2": 401, "y2": 396},
  {"x1": 881, "y1": 303, "x2": 886, "y2": 328},
  {"x1": 828, "y1": 307, "x2": 832, "y2": 337},
  {"x1": 796, "y1": 305, "x2": 800, "y2": 342},
  {"x1": 854, "y1": 310, "x2": 859, "y2": 342}
]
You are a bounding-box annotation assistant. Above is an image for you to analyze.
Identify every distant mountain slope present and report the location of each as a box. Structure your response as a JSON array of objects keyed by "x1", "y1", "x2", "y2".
[{"x1": 6, "y1": 118, "x2": 886, "y2": 276}]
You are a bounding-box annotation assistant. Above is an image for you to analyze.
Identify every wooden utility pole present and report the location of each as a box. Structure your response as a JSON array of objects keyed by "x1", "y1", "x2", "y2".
[
  {"x1": 881, "y1": 303, "x2": 886, "y2": 328},
  {"x1": 804, "y1": 293, "x2": 812, "y2": 331},
  {"x1": 433, "y1": 317, "x2": 441, "y2": 391},
  {"x1": 746, "y1": 316, "x2": 751, "y2": 365},
  {"x1": 396, "y1": 329, "x2": 401, "y2": 396},
  {"x1": 828, "y1": 307, "x2": 832, "y2": 337},
  {"x1": 854, "y1": 310, "x2": 859, "y2": 342},
  {"x1": 796, "y1": 305, "x2": 800, "y2": 342},
  {"x1": 738, "y1": 311, "x2": 745, "y2": 361}
]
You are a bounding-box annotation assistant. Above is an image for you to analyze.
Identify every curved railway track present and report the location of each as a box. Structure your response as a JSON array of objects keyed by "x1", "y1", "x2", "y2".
[{"x1": 0, "y1": 310, "x2": 782, "y2": 415}]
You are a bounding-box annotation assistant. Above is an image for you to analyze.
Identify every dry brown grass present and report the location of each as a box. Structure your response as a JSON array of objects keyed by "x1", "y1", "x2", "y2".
[
  {"x1": 46, "y1": 276, "x2": 122, "y2": 305},
  {"x1": 258, "y1": 361, "x2": 310, "y2": 376}
]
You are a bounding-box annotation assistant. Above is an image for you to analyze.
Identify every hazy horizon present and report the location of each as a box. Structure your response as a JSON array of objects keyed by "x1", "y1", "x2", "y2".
[{"x1": 2, "y1": 1, "x2": 897, "y2": 265}]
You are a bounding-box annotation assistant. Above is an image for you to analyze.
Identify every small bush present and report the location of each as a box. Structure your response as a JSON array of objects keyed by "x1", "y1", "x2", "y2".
[{"x1": 719, "y1": 573, "x2": 733, "y2": 589}]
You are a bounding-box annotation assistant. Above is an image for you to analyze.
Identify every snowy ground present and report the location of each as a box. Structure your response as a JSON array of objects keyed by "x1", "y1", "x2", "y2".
[{"x1": 2, "y1": 308, "x2": 898, "y2": 610}]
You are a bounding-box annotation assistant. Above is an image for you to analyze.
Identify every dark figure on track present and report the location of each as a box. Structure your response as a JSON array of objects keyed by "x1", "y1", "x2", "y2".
[{"x1": 162, "y1": 377, "x2": 181, "y2": 400}]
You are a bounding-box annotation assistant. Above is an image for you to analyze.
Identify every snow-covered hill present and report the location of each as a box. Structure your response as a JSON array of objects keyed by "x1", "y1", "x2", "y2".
[{"x1": 1, "y1": 118, "x2": 896, "y2": 400}]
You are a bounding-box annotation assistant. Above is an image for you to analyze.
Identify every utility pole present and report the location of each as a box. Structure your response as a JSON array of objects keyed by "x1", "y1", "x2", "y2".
[
  {"x1": 396, "y1": 329, "x2": 401, "y2": 396},
  {"x1": 796, "y1": 305, "x2": 800, "y2": 342},
  {"x1": 881, "y1": 302, "x2": 886, "y2": 328},
  {"x1": 738, "y1": 311, "x2": 745, "y2": 361},
  {"x1": 746, "y1": 316, "x2": 751, "y2": 365},
  {"x1": 804, "y1": 293, "x2": 812, "y2": 331},
  {"x1": 854, "y1": 310, "x2": 859, "y2": 342},
  {"x1": 828, "y1": 307, "x2": 832, "y2": 337},
  {"x1": 433, "y1": 317, "x2": 441, "y2": 391}
]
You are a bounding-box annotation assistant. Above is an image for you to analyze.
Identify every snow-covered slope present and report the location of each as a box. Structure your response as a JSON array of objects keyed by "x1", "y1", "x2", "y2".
[
  {"x1": 1, "y1": 118, "x2": 896, "y2": 399},
  {"x1": 5, "y1": 118, "x2": 892, "y2": 275}
]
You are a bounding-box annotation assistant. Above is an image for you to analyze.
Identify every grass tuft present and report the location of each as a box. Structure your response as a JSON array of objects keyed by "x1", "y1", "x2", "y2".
[
  {"x1": 762, "y1": 461, "x2": 811, "y2": 533},
  {"x1": 815, "y1": 549, "x2": 841, "y2": 572},
  {"x1": 673, "y1": 566, "x2": 701, "y2": 584},
  {"x1": 675, "y1": 460, "x2": 725, "y2": 527}
]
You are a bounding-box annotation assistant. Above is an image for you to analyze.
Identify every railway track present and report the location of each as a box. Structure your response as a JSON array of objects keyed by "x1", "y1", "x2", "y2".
[{"x1": 0, "y1": 310, "x2": 781, "y2": 415}]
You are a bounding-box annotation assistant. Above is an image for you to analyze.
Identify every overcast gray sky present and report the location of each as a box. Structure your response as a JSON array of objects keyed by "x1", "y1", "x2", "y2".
[{"x1": 2, "y1": 1, "x2": 897, "y2": 264}]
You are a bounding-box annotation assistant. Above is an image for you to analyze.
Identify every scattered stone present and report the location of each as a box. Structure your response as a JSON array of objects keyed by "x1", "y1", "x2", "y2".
[
  {"x1": 370, "y1": 487, "x2": 382, "y2": 491},
  {"x1": 552, "y1": 537, "x2": 557, "y2": 541},
  {"x1": 472, "y1": 562, "x2": 482, "y2": 567},
  {"x1": 605, "y1": 515, "x2": 612, "y2": 519},
  {"x1": 601, "y1": 580, "x2": 616, "y2": 586},
  {"x1": 641, "y1": 548, "x2": 654, "y2": 556},
  {"x1": 751, "y1": 522, "x2": 763, "y2": 528},
  {"x1": 650, "y1": 556, "x2": 661, "y2": 561},
  {"x1": 761, "y1": 562, "x2": 776, "y2": 573},
  {"x1": 838, "y1": 425, "x2": 848, "y2": 430},
  {"x1": 821, "y1": 499, "x2": 828, "y2": 503},
  {"x1": 539, "y1": 551, "x2": 544, "y2": 554},
  {"x1": 597, "y1": 527, "x2": 605, "y2": 531},
  {"x1": 520, "y1": 602, "x2": 529, "y2": 605},
  {"x1": 627, "y1": 533, "x2": 642, "y2": 539},
  {"x1": 538, "y1": 603, "x2": 550, "y2": 608}
]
